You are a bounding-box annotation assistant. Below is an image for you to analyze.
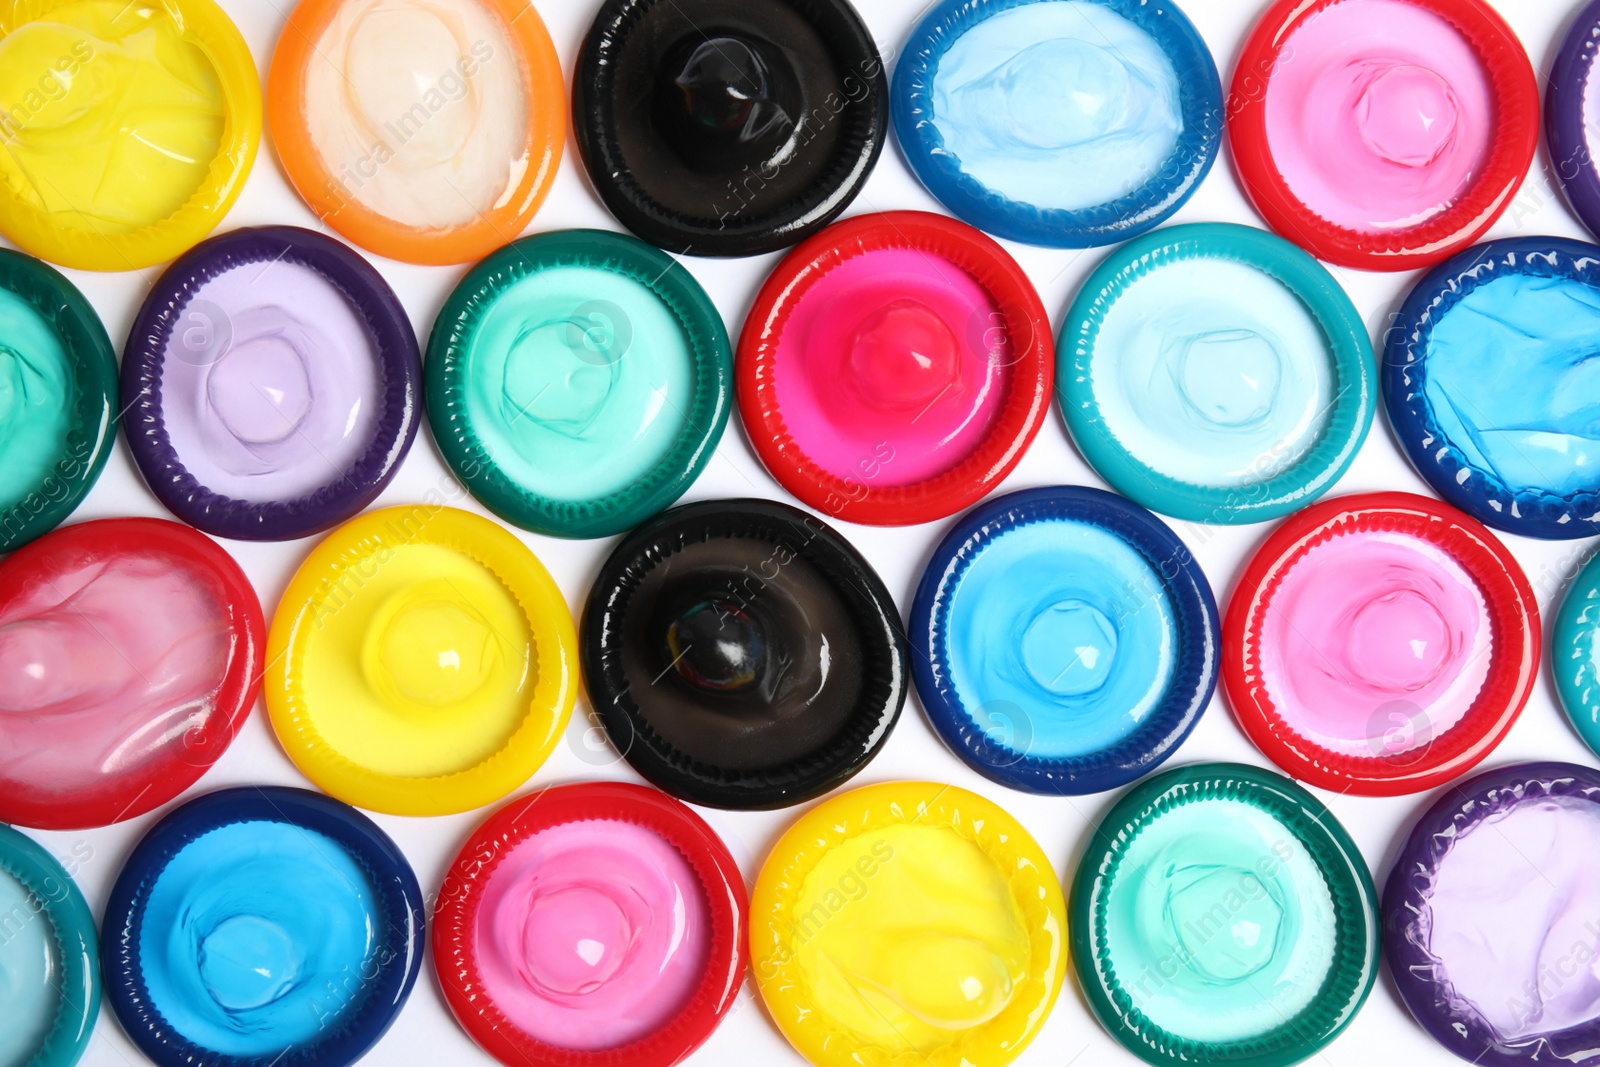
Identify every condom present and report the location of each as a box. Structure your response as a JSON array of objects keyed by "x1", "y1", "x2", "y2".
[
  {"x1": 581, "y1": 498, "x2": 906, "y2": 809},
  {"x1": 1059, "y1": 222, "x2": 1375, "y2": 525},
  {"x1": 265, "y1": 505, "x2": 578, "y2": 816},
  {"x1": 123, "y1": 226, "x2": 422, "y2": 541},
  {"x1": 0, "y1": 824, "x2": 98, "y2": 1067},
  {"x1": 1384, "y1": 762, "x2": 1600, "y2": 1065},
  {"x1": 893, "y1": 0, "x2": 1222, "y2": 248},
  {"x1": 0, "y1": 248, "x2": 116, "y2": 553},
  {"x1": 1229, "y1": 0, "x2": 1538, "y2": 271},
  {"x1": 433, "y1": 781, "x2": 747, "y2": 1067},
  {"x1": 426, "y1": 229, "x2": 730, "y2": 538},
  {"x1": 102, "y1": 787, "x2": 424, "y2": 1067},
  {"x1": 1224, "y1": 492, "x2": 1539, "y2": 796},
  {"x1": 911, "y1": 486, "x2": 1218, "y2": 795},
  {"x1": 1548, "y1": 1, "x2": 1600, "y2": 241},
  {"x1": 751, "y1": 780, "x2": 1067, "y2": 1067},
  {"x1": 268, "y1": 0, "x2": 565, "y2": 266},
  {"x1": 1552, "y1": 554, "x2": 1600, "y2": 760},
  {"x1": 0, "y1": 517, "x2": 265, "y2": 831},
  {"x1": 1384, "y1": 236, "x2": 1600, "y2": 540},
  {"x1": 738, "y1": 210, "x2": 1053, "y2": 526},
  {"x1": 573, "y1": 0, "x2": 887, "y2": 257},
  {"x1": 0, "y1": 0, "x2": 260, "y2": 271},
  {"x1": 1072, "y1": 762, "x2": 1378, "y2": 1065}
]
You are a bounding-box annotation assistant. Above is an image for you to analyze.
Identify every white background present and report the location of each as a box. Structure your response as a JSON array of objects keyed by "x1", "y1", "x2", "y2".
[{"x1": 17, "y1": 1, "x2": 1598, "y2": 1065}]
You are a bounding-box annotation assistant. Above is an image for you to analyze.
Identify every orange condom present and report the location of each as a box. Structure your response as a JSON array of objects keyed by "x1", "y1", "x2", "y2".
[{"x1": 266, "y1": 0, "x2": 565, "y2": 266}]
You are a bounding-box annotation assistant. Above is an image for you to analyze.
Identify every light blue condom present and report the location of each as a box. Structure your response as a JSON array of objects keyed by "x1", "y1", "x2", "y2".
[
  {"x1": 1059, "y1": 222, "x2": 1374, "y2": 525},
  {"x1": 1385, "y1": 236, "x2": 1600, "y2": 540},
  {"x1": 893, "y1": 0, "x2": 1222, "y2": 247}
]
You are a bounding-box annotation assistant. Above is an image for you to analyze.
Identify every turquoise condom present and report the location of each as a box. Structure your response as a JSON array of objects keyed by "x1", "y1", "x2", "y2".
[
  {"x1": 426, "y1": 229, "x2": 732, "y2": 539},
  {"x1": 1071, "y1": 762, "x2": 1378, "y2": 1066},
  {"x1": 0, "y1": 249, "x2": 116, "y2": 553},
  {"x1": 0, "y1": 824, "x2": 99, "y2": 1067}
]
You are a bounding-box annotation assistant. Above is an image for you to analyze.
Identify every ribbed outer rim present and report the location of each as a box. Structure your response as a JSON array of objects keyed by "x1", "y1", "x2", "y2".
[{"x1": 1547, "y1": 1, "x2": 1600, "y2": 241}]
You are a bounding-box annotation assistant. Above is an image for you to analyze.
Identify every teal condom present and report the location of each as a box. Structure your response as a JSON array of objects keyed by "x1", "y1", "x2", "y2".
[
  {"x1": 1071, "y1": 762, "x2": 1377, "y2": 1067},
  {"x1": 0, "y1": 249, "x2": 116, "y2": 553},
  {"x1": 1058, "y1": 222, "x2": 1373, "y2": 525},
  {"x1": 427, "y1": 230, "x2": 732, "y2": 539},
  {"x1": 0, "y1": 824, "x2": 99, "y2": 1067},
  {"x1": 1554, "y1": 551, "x2": 1600, "y2": 756}
]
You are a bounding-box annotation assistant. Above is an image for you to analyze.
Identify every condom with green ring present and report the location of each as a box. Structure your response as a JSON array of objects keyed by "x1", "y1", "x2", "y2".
[
  {"x1": 0, "y1": 823, "x2": 99, "y2": 1067},
  {"x1": 0, "y1": 248, "x2": 116, "y2": 553},
  {"x1": 1553, "y1": 551, "x2": 1600, "y2": 757},
  {"x1": 1059, "y1": 222, "x2": 1374, "y2": 525},
  {"x1": 1071, "y1": 762, "x2": 1378, "y2": 1067},
  {"x1": 426, "y1": 229, "x2": 731, "y2": 539}
]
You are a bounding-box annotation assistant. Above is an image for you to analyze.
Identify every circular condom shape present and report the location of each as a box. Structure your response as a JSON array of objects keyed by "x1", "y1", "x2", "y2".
[
  {"x1": 738, "y1": 210, "x2": 1053, "y2": 526},
  {"x1": 1224, "y1": 492, "x2": 1539, "y2": 796},
  {"x1": 102, "y1": 787, "x2": 424, "y2": 1067},
  {"x1": 893, "y1": 0, "x2": 1223, "y2": 247},
  {"x1": 1072, "y1": 762, "x2": 1378, "y2": 1066},
  {"x1": 1384, "y1": 237, "x2": 1600, "y2": 540},
  {"x1": 1059, "y1": 222, "x2": 1374, "y2": 524},
  {"x1": 0, "y1": 248, "x2": 117, "y2": 553},
  {"x1": 265, "y1": 505, "x2": 578, "y2": 816},
  {"x1": 582, "y1": 498, "x2": 907, "y2": 810},
  {"x1": 1229, "y1": 0, "x2": 1538, "y2": 271},
  {"x1": 573, "y1": 0, "x2": 887, "y2": 257},
  {"x1": 123, "y1": 226, "x2": 421, "y2": 541},
  {"x1": 1555, "y1": 552, "x2": 1600, "y2": 758},
  {"x1": 0, "y1": 0, "x2": 260, "y2": 271},
  {"x1": 426, "y1": 229, "x2": 731, "y2": 539},
  {"x1": 1384, "y1": 762, "x2": 1600, "y2": 1065},
  {"x1": 268, "y1": 0, "x2": 565, "y2": 265},
  {"x1": 433, "y1": 782, "x2": 747, "y2": 1067},
  {"x1": 0, "y1": 824, "x2": 99, "y2": 1067},
  {"x1": 1546, "y1": 1, "x2": 1600, "y2": 240},
  {"x1": 752, "y1": 781, "x2": 1067, "y2": 1067},
  {"x1": 0, "y1": 517, "x2": 265, "y2": 831},
  {"x1": 911, "y1": 486, "x2": 1218, "y2": 795}
]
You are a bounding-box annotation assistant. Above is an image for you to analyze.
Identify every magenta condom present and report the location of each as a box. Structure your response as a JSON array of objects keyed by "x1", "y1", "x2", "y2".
[
  {"x1": 0, "y1": 517, "x2": 265, "y2": 831},
  {"x1": 123, "y1": 226, "x2": 421, "y2": 541},
  {"x1": 1225, "y1": 492, "x2": 1539, "y2": 797},
  {"x1": 1230, "y1": 0, "x2": 1538, "y2": 271},
  {"x1": 433, "y1": 782, "x2": 746, "y2": 1067}
]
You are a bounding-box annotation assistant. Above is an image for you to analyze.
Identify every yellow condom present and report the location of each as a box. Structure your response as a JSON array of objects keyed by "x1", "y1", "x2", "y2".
[
  {"x1": 0, "y1": 0, "x2": 261, "y2": 271},
  {"x1": 751, "y1": 781, "x2": 1068, "y2": 1067},
  {"x1": 266, "y1": 505, "x2": 577, "y2": 816}
]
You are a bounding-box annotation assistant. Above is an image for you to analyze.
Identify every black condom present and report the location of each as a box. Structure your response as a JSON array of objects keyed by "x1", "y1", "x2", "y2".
[
  {"x1": 573, "y1": 0, "x2": 888, "y2": 257},
  {"x1": 582, "y1": 499, "x2": 907, "y2": 808}
]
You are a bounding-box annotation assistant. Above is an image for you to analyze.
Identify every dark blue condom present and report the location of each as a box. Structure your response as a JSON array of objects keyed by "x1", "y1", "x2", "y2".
[{"x1": 911, "y1": 486, "x2": 1218, "y2": 794}]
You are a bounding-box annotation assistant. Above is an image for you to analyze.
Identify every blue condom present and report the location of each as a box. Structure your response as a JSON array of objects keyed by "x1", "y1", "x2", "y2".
[
  {"x1": 892, "y1": 0, "x2": 1222, "y2": 248},
  {"x1": 102, "y1": 787, "x2": 424, "y2": 1067},
  {"x1": 1384, "y1": 236, "x2": 1600, "y2": 539},
  {"x1": 911, "y1": 486, "x2": 1218, "y2": 794}
]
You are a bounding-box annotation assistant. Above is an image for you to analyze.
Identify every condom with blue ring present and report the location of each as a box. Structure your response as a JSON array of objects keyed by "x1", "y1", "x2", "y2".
[
  {"x1": 1552, "y1": 551, "x2": 1600, "y2": 756},
  {"x1": 1383, "y1": 236, "x2": 1600, "y2": 540},
  {"x1": 0, "y1": 824, "x2": 99, "y2": 1067},
  {"x1": 910, "y1": 485, "x2": 1218, "y2": 795},
  {"x1": 102, "y1": 787, "x2": 425, "y2": 1067},
  {"x1": 893, "y1": 0, "x2": 1222, "y2": 248},
  {"x1": 1060, "y1": 222, "x2": 1375, "y2": 525}
]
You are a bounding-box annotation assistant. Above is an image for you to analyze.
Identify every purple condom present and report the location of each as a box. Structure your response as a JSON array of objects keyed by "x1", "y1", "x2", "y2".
[
  {"x1": 1384, "y1": 761, "x2": 1600, "y2": 1065},
  {"x1": 122, "y1": 226, "x2": 421, "y2": 541},
  {"x1": 1548, "y1": 1, "x2": 1600, "y2": 240}
]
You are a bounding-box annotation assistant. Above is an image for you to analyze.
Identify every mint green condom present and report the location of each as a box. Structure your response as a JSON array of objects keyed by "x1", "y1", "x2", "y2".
[
  {"x1": 1071, "y1": 762, "x2": 1377, "y2": 1067},
  {"x1": 426, "y1": 230, "x2": 731, "y2": 538},
  {"x1": 0, "y1": 249, "x2": 116, "y2": 553}
]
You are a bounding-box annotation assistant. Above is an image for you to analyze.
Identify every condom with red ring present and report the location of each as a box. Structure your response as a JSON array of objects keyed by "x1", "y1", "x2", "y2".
[
  {"x1": 0, "y1": 518, "x2": 265, "y2": 830},
  {"x1": 123, "y1": 226, "x2": 422, "y2": 542},
  {"x1": 433, "y1": 781, "x2": 747, "y2": 1067},
  {"x1": 1224, "y1": 492, "x2": 1538, "y2": 797},
  {"x1": 737, "y1": 211, "x2": 1053, "y2": 526},
  {"x1": 1228, "y1": 0, "x2": 1538, "y2": 272}
]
